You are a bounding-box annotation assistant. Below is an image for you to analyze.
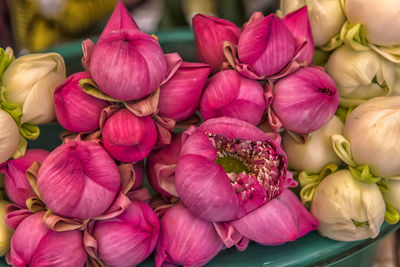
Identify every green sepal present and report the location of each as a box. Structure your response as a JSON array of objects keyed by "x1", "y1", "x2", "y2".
[
  {"x1": 12, "y1": 136, "x2": 27, "y2": 159},
  {"x1": 336, "y1": 105, "x2": 356, "y2": 124},
  {"x1": 385, "y1": 202, "x2": 400, "y2": 224},
  {"x1": 351, "y1": 219, "x2": 369, "y2": 227},
  {"x1": 79, "y1": 78, "x2": 121, "y2": 102},
  {"x1": 0, "y1": 47, "x2": 15, "y2": 82},
  {"x1": 20, "y1": 123, "x2": 40, "y2": 140},
  {"x1": 320, "y1": 34, "x2": 342, "y2": 51},
  {"x1": 299, "y1": 163, "x2": 338, "y2": 207},
  {"x1": 349, "y1": 165, "x2": 381, "y2": 184},
  {"x1": 377, "y1": 179, "x2": 390, "y2": 193},
  {"x1": 0, "y1": 101, "x2": 23, "y2": 125},
  {"x1": 330, "y1": 134, "x2": 356, "y2": 167},
  {"x1": 339, "y1": 22, "x2": 369, "y2": 51}
]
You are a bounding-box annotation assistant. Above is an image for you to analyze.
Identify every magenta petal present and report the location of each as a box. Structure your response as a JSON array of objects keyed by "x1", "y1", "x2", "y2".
[
  {"x1": 99, "y1": 1, "x2": 139, "y2": 40},
  {"x1": 54, "y1": 71, "x2": 109, "y2": 133},
  {"x1": 155, "y1": 203, "x2": 224, "y2": 267},
  {"x1": 175, "y1": 154, "x2": 240, "y2": 222},
  {"x1": 146, "y1": 133, "x2": 182, "y2": 197},
  {"x1": 161, "y1": 53, "x2": 183, "y2": 85},
  {"x1": 1, "y1": 149, "x2": 49, "y2": 208},
  {"x1": 94, "y1": 201, "x2": 160, "y2": 267},
  {"x1": 179, "y1": 131, "x2": 217, "y2": 161},
  {"x1": 272, "y1": 66, "x2": 339, "y2": 134},
  {"x1": 283, "y1": 6, "x2": 314, "y2": 65},
  {"x1": 37, "y1": 141, "x2": 121, "y2": 219},
  {"x1": 159, "y1": 62, "x2": 211, "y2": 121},
  {"x1": 193, "y1": 14, "x2": 241, "y2": 74},
  {"x1": 238, "y1": 14, "x2": 295, "y2": 77},
  {"x1": 231, "y1": 189, "x2": 318, "y2": 245},
  {"x1": 102, "y1": 109, "x2": 158, "y2": 163},
  {"x1": 10, "y1": 212, "x2": 87, "y2": 266}
]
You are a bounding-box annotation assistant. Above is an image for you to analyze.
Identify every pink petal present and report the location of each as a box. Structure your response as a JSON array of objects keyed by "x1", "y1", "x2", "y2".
[
  {"x1": 175, "y1": 154, "x2": 240, "y2": 222},
  {"x1": 238, "y1": 14, "x2": 295, "y2": 76},
  {"x1": 179, "y1": 131, "x2": 217, "y2": 161},
  {"x1": 283, "y1": 6, "x2": 314, "y2": 65},
  {"x1": 193, "y1": 14, "x2": 241, "y2": 73},
  {"x1": 155, "y1": 203, "x2": 224, "y2": 267},
  {"x1": 231, "y1": 189, "x2": 318, "y2": 245}
]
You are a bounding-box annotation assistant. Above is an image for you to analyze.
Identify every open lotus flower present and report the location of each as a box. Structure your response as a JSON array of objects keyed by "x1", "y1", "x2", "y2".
[
  {"x1": 88, "y1": 2, "x2": 167, "y2": 100},
  {"x1": 147, "y1": 133, "x2": 182, "y2": 197},
  {"x1": 268, "y1": 66, "x2": 339, "y2": 134},
  {"x1": 102, "y1": 108, "x2": 158, "y2": 163},
  {"x1": 0, "y1": 149, "x2": 49, "y2": 208},
  {"x1": 282, "y1": 116, "x2": 343, "y2": 172},
  {"x1": 158, "y1": 62, "x2": 211, "y2": 122},
  {"x1": 279, "y1": 0, "x2": 345, "y2": 47},
  {"x1": 175, "y1": 117, "x2": 316, "y2": 228},
  {"x1": 338, "y1": 96, "x2": 400, "y2": 177},
  {"x1": 326, "y1": 45, "x2": 397, "y2": 106},
  {"x1": 2, "y1": 52, "x2": 66, "y2": 124},
  {"x1": 37, "y1": 140, "x2": 121, "y2": 219},
  {"x1": 192, "y1": 14, "x2": 241, "y2": 73},
  {"x1": 200, "y1": 70, "x2": 265, "y2": 125},
  {"x1": 9, "y1": 212, "x2": 87, "y2": 266},
  {"x1": 0, "y1": 200, "x2": 13, "y2": 256},
  {"x1": 54, "y1": 71, "x2": 109, "y2": 133},
  {"x1": 344, "y1": 0, "x2": 400, "y2": 46},
  {"x1": 311, "y1": 170, "x2": 385, "y2": 241},
  {"x1": 155, "y1": 203, "x2": 224, "y2": 267},
  {"x1": 91, "y1": 200, "x2": 159, "y2": 267},
  {"x1": 0, "y1": 109, "x2": 19, "y2": 164}
]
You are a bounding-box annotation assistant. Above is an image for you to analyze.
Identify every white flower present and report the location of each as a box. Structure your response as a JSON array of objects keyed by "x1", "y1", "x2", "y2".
[
  {"x1": 2, "y1": 53, "x2": 66, "y2": 124},
  {"x1": 283, "y1": 115, "x2": 343, "y2": 172},
  {"x1": 311, "y1": 169, "x2": 385, "y2": 241},
  {"x1": 344, "y1": 0, "x2": 400, "y2": 46},
  {"x1": 0, "y1": 109, "x2": 19, "y2": 164}
]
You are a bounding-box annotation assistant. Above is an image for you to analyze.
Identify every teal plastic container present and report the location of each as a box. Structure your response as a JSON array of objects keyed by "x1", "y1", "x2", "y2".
[{"x1": 2, "y1": 29, "x2": 398, "y2": 267}]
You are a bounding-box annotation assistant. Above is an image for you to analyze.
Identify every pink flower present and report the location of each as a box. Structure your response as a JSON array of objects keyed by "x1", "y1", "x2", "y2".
[
  {"x1": 146, "y1": 133, "x2": 182, "y2": 197},
  {"x1": 155, "y1": 203, "x2": 224, "y2": 267},
  {"x1": 0, "y1": 149, "x2": 49, "y2": 208},
  {"x1": 37, "y1": 140, "x2": 121, "y2": 219},
  {"x1": 102, "y1": 109, "x2": 158, "y2": 163},
  {"x1": 175, "y1": 117, "x2": 294, "y2": 222},
  {"x1": 270, "y1": 66, "x2": 339, "y2": 134},
  {"x1": 92, "y1": 200, "x2": 159, "y2": 266},
  {"x1": 54, "y1": 71, "x2": 109, "y2": 133},
  {"x1": 89, "y1": 2, "x2": 167, "y2": 100},
  {"x1": 158, "y1": 62, "x2": 211, "y2": 122},
  {"x1": 9, "y1": 212, "x2": 87, "y2": 266},
  {"x1": 200, "y1": 70, "x2": 265, "y2": 125},
  {"x1": 193, "y1": 14, "x2": 241, "y2": 73}
]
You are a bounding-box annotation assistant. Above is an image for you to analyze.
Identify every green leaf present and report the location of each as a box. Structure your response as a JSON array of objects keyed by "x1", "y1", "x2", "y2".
[
  {"x1": 20, "y1": 123, "x2": 40, "y2": 140},
  {"x1": 79, "y1": 78, "x2": 121, "y2": 102},
  {"x1": 349, "y1": 165, "x2": 381, "y2": 184},
  {"x1": 385, "y1": 202, "x2": 400, "y2": 224}
]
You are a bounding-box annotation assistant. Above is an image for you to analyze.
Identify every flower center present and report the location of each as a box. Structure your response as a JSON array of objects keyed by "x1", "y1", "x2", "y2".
[{"x1": 207, "y1": 132, "x2": 287, "y2": 212}]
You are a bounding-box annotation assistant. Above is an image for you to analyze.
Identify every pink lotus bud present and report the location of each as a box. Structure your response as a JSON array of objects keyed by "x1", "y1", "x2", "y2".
[
  {"x1": 175, "y1": 117, "x2": 296, "y2": 222},
  {"x1": 89, "y1": 2, "x2": 167, "y2": 100},
  {"x1": 238, "y1": 13, "x2": 296, "y2": 77},
  {"x1": 0, "y1": 149, "x2": 49, "y2": 208},
  {"x1": 283, "y1": 7, "x2": 314, "y2": 66},
  {"x1": 193, "y1": 14, "x2": 241, "y2": 73},
  {"x1": 54, "y1": 71, "x2": 109, "y2": 133},
  {"x1": 10, "y1": 212, "x2": 87, "y2": 266},
  {"x1": 200, "y1": 70, "x2": 265, "y2": 125},
  {"x1": 132, "y1": 161, "x2": 144, "y2": 190},
  {"x1": 158, "y1": 62, "x2": 211, "y2": 122},
  {"x1": 102, "y1": 109, "x2": 158, "y2": 163},
  {"x1": 146, "y1": 133, "x2": 182, "y2": 197},
  {"x1": 271, "y1": 66, "x2": 339, "y2": 134},
  {"x1": 155, "y1": 203, "x2": 224, "y2": 267},
  {"x1": 37, "y1": 140, "x2": 121, "y2": 219},
  {"x1": 92, "y1": 200, "x2": 159, "y2": 266}
]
